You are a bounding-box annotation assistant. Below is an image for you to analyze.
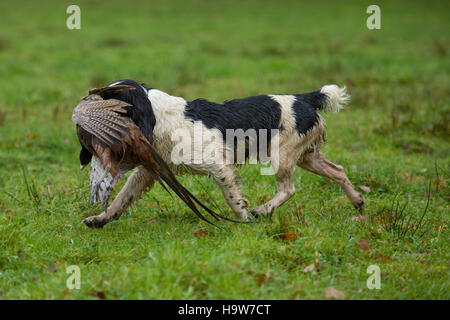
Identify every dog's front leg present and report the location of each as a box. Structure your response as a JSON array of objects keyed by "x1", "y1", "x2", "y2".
[
  {"x1": 214, "y1": 165, "x2": 250, "y2": 221},
  {"x1": 83, "y1": 166, "x2": 155, "y2": 228}
]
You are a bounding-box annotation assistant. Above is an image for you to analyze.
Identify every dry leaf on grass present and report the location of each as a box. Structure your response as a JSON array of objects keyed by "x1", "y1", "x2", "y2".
[
  {"x1": 323, "y1": 287, "x2": 345, "y2": 300},
  {"x1": 257, "y1": 273, "x2": 268, "y2": 286},
  {"x1": 374, "y1": 252, "x2": 394, "y2": 264},
  {"x1": 355, "y1": 238, "x2": 370, "y2": 251},
  {"x1": 315, "y1": 260, "x2": 323, "y2": 270},
  {"x1": 291, "y1": 284, "x2": 305, "y2": 298},
  {"x1": 91, "y1": 291, "x2": 106, "y2": 300},
  {"x1": 193, "y1": 228, "x2": 210, "y2": 237},
  {"x1": 26, "y1": 133, "x2": 40, "y2": 139},
  {"x1": 302, "y1": 263, "x2": 315, "y2": 273},
  {"x1": 61, "y1": 290, "x2": 73, "y2": 298},
  {"x1": 279, "y1": 231, "x2": 298, "y2": 241}
]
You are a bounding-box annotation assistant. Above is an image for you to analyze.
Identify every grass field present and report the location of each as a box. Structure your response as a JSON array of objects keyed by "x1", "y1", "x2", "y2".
[{"x1": 0, "y1": 0, "x2": 448, "y2": 299}]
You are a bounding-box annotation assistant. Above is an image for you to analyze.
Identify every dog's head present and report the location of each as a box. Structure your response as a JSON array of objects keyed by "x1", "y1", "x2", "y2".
[
  {"x1": 100, "y1": 79, "x2": 156, "y2": 142},
  {"x1": 77, "y1": 79, "x2": 156, "y2": 169}
]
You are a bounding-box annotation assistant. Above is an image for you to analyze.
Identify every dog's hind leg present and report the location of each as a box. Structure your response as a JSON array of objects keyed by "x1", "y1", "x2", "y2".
[
  {"x1": 213, "y1": 165, "x2": 250, "y2": 221},
  {"x1": 298, "y1": 151, "x2": 364, "y2": 211},
  {"x1": 250, "y1": 165, "x2": 296, "y2": 218},
  {"x1": 83, "y1": 166, "x2": 155, "y2": 228}
]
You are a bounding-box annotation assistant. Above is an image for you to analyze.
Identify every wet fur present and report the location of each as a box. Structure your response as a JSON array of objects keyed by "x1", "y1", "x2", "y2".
[{"x1": 79, "y1": 80, "x2": 363, "y2": 227}]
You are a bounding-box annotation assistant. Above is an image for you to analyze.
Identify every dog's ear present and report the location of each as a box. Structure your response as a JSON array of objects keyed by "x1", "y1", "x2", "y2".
[{"x1": 102, "y1": 81, "x2": 156, "y2": 143}]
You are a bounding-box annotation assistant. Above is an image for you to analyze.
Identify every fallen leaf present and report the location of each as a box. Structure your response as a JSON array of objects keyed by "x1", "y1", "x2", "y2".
[
  {"x1": 291, "y1": 290, "x2": 301, "y2": 298},
  {"x1": 355, "y1": 238, "x2": 370, "y2": 251},
  {"x1": 291, "y1": 284, "x2": 305, "y2": 298},
  {"x1": 257, "y1": 273, "x2": 268, "y2": 285},
  {"x1": 359, "y1": 185, "x2": 371, "y2": 193},
  {"x1": 374, "y1": 253, "x2": 394, "y2": 264},
  {"x1": 147, "y1": 203, "x2": 153, "y2": 208},
  {"x1": 91, "y1": 291, "x2": 106, "y2": 300},
  {"x1": 26, "y1": 133, "x2": 40, "y2": 139},
  {"x1": 61, "y1": 290, "x2": 73, "y2": 298},
  {"x1": 434, "y1": 177, "x2": 442, "y2": 188},
  {"x1": 323, "y1": 287, "x2": 345, "y2": 300},
  {"x1": 315, "y1": 260, "x2": 323, "y2": 270},
  {"x1": 279, "y1": 231, "x2": 298, "y2": 241},
  {"x1": 303, "y1": 263, "x2": 315, "y2": 273},
  {"x1": 193, "y1": 228, "x2": 210, "y2": 237}
]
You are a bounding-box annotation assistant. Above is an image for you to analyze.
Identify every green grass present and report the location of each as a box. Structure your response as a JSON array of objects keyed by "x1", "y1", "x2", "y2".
[{"x1": 0, "y1": 0, "x2": 449, "y2": 299}]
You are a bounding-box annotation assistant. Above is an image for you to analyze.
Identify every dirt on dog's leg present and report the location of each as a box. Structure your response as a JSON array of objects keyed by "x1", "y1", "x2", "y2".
[
  {"x1": 251, "y1": 166, "x2": 296, "y2": 218},
  {"x1": 83, "y1": 166, "x2": 155, "y2": 228},
  {"x1": 299, "y1": 151, "x2": 364, "y2": 211},
  {"x1": 214, "y1": 165, "x2": 250, "y2": 221}
]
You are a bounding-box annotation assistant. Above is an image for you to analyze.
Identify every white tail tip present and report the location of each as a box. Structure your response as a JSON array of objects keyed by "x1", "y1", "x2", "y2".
[{"x1": 320, "y1": 84, "x2": 350, "y2": 113}]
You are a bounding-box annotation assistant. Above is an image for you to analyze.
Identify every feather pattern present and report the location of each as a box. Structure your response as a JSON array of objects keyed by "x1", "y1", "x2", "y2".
[
  {"x1": 89, "y1": 155, "x2": 117, "y2": 209},
  {"x1": 72, "y1": 98, "x2": 131, "y2": 145}
]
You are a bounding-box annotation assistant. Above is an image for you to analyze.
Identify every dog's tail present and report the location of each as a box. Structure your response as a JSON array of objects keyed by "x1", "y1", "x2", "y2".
[{"x1": 313, "y1": 84, "x2": 350, "y2": 113}]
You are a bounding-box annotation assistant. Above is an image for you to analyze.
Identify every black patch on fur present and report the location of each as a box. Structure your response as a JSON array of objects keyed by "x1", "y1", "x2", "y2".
[
  {"x1": 292, "y1": 91, "x2": 326, "y2": 135},
  {"x1": 185, "y1": 95, "x2": 282, "y2": 151},
  {"x1": 100, "y1": 79, "x2": 156, "y2": 142}
]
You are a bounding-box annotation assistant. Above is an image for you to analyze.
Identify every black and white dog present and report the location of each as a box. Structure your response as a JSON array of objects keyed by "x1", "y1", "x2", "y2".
[{"x1": 81, "y1": 79, "x2": 364, "y2": 226}]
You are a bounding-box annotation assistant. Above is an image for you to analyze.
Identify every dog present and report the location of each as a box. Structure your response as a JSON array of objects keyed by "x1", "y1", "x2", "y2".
[{"x1": 77, "y1": 79, "x2": 364, "y2": 228}]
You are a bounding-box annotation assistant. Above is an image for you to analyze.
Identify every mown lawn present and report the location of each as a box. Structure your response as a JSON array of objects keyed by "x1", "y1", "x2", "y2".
[{"x1": 0, "y1": 0, "x2": 448, "y2": 299}]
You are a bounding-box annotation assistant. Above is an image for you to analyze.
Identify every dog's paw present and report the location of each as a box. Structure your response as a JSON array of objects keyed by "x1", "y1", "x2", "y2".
[
  {"x1": 83, "y1": 216, "x2": 107, "y2": 229},
  {"x1": 250, "y1": 208, "x2": 269, "y2": 219},
  {"x1": 354, "y1": 197, "x2": 365, "y2": 213}
]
